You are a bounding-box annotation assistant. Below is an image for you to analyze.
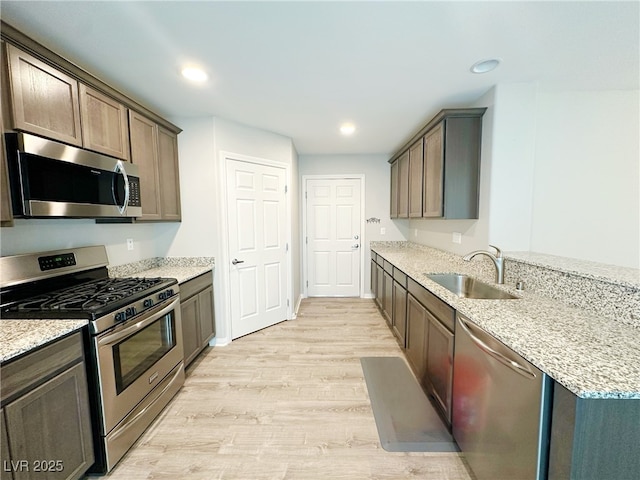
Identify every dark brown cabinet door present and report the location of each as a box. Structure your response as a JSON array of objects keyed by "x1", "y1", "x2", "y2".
[
  {"x1": 157, "y1": 127, "x2": 181, "y2": 221},
  {"x1": 181, "y1": 274, "x2": 215, "y2": 367},
  {"x1": 382, "y1": 270, "x2": 393, "y2": 326},
  {"x1": 1, "y1": 409, "x2": 12, "y2": 480},
  {"x1": 129, "y1": 110, "x2": 162, "y2": 220},
  {"x1": 1, "y1": 93, "x2": 13, "y2": 226},
  {"x1": 198, "y1": 286, "x2": 215, "y2": 345},
  {"x1": 406, "y1": 293, "x2": 428, "y2": 383},
  {"x1": 408, "y1": 139, "x2": 423, "y2": 217},
  {"x1": 5, "y1": 44, "x2": 82, "y2": 146},
  {"x1": 397, "y1": 150, "x2": 409, "y2": 218},
  {"x1": 392, "y1": 281, "x2": 407, "y2": 348},
  {"x1": 79, "y1": 84, "x2": 129, "y2": 160},
  {"x1": 180, "y1": 294, "x2": 201, "y2": 367},
  {"x1": 426, "y1": 310, "x2": 454, "y2": 424},
  {"x1": 389, "y1": 159, "x2": 398, "y2": 218},
  {"x1": 4, "y1": 363, "x2": 94, "y2": 480},
  {"x1": 423, "y1": 122, "x2": 444, "y2": 217},
  {"x1": 375, "y1": 263, "x2": 384, "y2": 309}
]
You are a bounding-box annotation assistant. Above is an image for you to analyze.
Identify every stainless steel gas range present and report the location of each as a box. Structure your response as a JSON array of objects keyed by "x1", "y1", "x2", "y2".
[{"x1": 0, "y1": 246, "x2": 185, "y2": 474}]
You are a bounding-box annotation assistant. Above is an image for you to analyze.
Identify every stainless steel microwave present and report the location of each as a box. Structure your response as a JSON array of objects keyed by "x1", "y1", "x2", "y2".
[{"x1": 5, "y1": 132, "x2": 142, "y2": 218}]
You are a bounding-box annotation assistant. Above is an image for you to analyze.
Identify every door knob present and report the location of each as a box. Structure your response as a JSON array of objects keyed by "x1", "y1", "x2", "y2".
[
  {"x1": 354, "y1": 235, "x2": 359, "y2": 240},
  {"x1": 232, "y1": 258, "x2": 244, "y2": 265},
  {"x1": 352, "y1": 244, "x2": 360, "y2": 249}
]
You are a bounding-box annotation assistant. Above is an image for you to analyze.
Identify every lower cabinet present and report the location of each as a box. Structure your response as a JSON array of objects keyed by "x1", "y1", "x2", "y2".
[
  {"x1": 405, "y1": 293, "x2": 428, "y2": 383},
  {"x1": 0, "y1": 331, "x2": 94, "y2": 480},
  {"x1": 375, "y1": 262, "x2": 384, "y2": 309},
  {"x1": 425, "y1": 309, "x2": 455, "y2": 424},
  {"x1": 391, "y1": 273, "x2": 407, "y2": 348},
  {"x1": 548, "y1": 383, "x2": 640, "y2": 480},
  {"x1": 382, "y1": 261, "x2": 393, "y2": 326},
  {"x1": 181, "y1": 272, "x2": 215, "y2": 367}
]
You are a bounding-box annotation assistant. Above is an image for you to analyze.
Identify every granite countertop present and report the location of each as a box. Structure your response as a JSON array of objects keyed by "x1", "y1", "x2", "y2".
[
  {"x1": 0, "y1": 320, "x2": 87, "y2": 364},
  {"x1": 371, "y1": 243, "x2": 640, "y2": 399},
  {"x1": 108, "y1": 257, "x2": 214, "y2": 284},
  {"x1": 127, "y1": 265, "x2": 213, "y2": 284}
]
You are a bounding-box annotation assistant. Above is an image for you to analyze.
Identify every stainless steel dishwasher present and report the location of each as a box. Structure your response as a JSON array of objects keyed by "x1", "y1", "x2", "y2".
[{"x1": 452, "y1": 313, "x2": 552, "y2": 480}]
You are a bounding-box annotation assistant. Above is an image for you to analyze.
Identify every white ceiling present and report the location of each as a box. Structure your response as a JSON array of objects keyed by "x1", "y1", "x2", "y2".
[{"x1": 1, "y1": 1, "x2": 638, "y2": 155}]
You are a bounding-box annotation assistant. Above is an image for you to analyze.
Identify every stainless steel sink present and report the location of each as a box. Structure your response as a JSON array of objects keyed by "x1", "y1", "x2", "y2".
[{"x1": 426, "y1": 273, "x2": 518, "y2": 299}]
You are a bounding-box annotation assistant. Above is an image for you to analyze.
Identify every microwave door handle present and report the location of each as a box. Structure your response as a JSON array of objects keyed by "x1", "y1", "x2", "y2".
[{"x1": 113, "y1": 160, "x2": 130, "y2": 215}]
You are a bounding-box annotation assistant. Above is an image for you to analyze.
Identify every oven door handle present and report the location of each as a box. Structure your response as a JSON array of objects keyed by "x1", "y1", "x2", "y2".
[{"x1": 98, "y1": 297, "x2": 179, "y2": 347}]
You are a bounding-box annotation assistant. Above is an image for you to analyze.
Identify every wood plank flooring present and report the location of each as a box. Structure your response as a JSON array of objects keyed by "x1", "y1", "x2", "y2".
[{"x1": 102, "y1": 298, "x2": 473, "y2": 480}]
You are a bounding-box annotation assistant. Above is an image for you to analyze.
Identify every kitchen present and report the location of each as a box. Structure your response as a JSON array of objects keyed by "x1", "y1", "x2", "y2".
[{"x1": 0, "y1": 2, "x2": 639, "y2": 480}]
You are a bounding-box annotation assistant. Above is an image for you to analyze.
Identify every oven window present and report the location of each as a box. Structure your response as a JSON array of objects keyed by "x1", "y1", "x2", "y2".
[{"x1": 113, "y1": 311, "x2": 176, "y2": 394}]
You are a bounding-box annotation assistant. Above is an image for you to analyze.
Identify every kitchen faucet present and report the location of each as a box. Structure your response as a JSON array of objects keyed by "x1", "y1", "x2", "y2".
[{"x1": 463, "y1": 245, "x2": 505, "y2": 284}]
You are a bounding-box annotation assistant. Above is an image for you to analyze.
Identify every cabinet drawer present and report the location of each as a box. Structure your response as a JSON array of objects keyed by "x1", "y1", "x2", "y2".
[
  {"x1": 1, "y1": 331, "x2": 84, "y2": 405},
  {"x1": 393, "y1": 268, "x2": 407, "y2": 287},
  {"x1": 383, "y1": 259, "x2": 393, "y2": 274},
  {"x1": 407, "y1": 278, "x2": 455, "y2": 332},
  {"x1": 180, "y1": 271, "x2": 213, "y2": 300}
]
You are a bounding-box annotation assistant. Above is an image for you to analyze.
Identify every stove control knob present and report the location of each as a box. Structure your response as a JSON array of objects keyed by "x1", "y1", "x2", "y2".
[
  {"x1": 126, "y1": 307, "x2": 137, "y2": 318},
  {"x1": 167, "y1": 288, "x2": 175, "y2": 297},
  {"x1": 158, "y1": 291, "x2": 166, "y2": 301},
  {"x1": 115, "y1": 311, "x2": 125, "y2": 323},
  {"x1": 143, "y1": 299, "x2": 154, "y2": 308}
]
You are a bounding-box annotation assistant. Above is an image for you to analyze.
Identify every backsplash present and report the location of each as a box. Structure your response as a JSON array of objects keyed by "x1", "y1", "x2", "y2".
[{"x1": 504, "y1": 252, "x2": 639, "y2": 328}]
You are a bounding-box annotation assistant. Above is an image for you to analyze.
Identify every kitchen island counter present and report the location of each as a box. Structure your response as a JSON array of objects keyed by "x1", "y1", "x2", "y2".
[{"x1": 371, "y1": 242, "x2": 640, "y2": 399}]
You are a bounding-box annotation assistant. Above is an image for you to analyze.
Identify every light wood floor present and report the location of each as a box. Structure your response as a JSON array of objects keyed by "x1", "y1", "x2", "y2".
[{"x1": 103, "y1": 298, "x2": 473, "y2": 480}]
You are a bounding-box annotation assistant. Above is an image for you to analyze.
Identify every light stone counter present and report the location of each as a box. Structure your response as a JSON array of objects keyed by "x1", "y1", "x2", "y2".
[
  {"x1": 0, "y1": 319, "x2": 87, "y2": 364},
  {"x1": 371, "y1": 242, "x2": 640, "y2": 399},
  {"x1": 109, "y1": 257, "x2": 214, "y2": 284}
]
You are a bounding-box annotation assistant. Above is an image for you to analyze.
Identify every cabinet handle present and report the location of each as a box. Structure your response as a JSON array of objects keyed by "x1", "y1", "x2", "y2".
[{"x1": 457, "y1": 315, "x2": 536, "y2": 380}]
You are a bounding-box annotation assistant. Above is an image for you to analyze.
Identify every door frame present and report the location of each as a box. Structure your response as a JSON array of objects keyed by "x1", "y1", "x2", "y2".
[
  {"x1": 218, "y1": 151, "x2": 293, "y2": 344},
  {"x1": 302, "y1": 174, "x2": 366, "y2": 298}
]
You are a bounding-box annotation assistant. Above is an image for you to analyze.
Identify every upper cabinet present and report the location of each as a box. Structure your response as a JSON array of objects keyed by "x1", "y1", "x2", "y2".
[
  {"x1": 129, "y1": 111, "x2": 181, "y2": 222},
  {"x1": 408, "y1": 138, "x2": 423, "y2": 218},
  {"x1": 1, "y1": 22, "x2": 183, "y2": 224},
  {"x1": 4, "y1": 43, "x2": 82, "y2": 146},
  {"x1": 397, "y1": 150, "x2": 410, "y2": 218},
  {"x1": 4, "y1": 43, "x2": 131, "y2": 160},
  {"x1": 389, "y1": 108, "x2": 485, "y2": 220},
  {"x1": 79, "y1": 83, "x2": 130, "y2": 160}
]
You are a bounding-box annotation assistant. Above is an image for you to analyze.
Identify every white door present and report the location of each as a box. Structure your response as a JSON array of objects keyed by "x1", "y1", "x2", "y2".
[
  {"x1": 306, "y1": 178, "x2": 362, "y2": 297},
  {"x1": 227, "y1": 159, "x2": 288, "y2": 339}
]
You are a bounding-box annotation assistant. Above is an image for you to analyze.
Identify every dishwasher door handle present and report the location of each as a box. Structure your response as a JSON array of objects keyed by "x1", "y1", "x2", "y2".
[{"x1": 457, "y1": 315, "x2": 537, "y2": 380}]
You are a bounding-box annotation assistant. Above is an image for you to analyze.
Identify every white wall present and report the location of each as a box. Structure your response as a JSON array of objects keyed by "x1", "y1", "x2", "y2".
[
  {"x1": 530, "y1": 90, "x2": 639, "y2": 268},
  {"x1": 209, "y1": 117, "x2": 299, "y2": 344},
  {"x1": 299, "y1": 154, "x2": 408, "y2": 295},
  {"x1": 408, "y1": 84, "x2": 640, "y2": 269},
  {"x1": 0, "y1": 218, "x2": 176, "y2": 265}
]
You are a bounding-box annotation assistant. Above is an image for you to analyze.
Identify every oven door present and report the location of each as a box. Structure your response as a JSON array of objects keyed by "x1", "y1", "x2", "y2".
[{"x1": 95, "y1": 296, "x2": 184, "y2": 435}]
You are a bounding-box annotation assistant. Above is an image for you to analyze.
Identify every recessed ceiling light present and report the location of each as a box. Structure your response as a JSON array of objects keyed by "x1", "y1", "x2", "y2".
[
  {"x1": 340, "y1": 122, "x2": 356, "y2": 136},
  {"x1": 181, "y1": 66, "x2": 208, "y2": 83},
  {"x1": 470, "y1": 58, "x2": 501, "y2": 74}
]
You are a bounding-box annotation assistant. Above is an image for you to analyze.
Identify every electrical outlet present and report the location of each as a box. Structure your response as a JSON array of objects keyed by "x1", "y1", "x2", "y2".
[
  {"x1": 452, "y1": 232, "x2": 462, "y2": 244},
  {"x1": 414, "y1": 228, "x2": 418, "y2": 237},
  {"x1": 380, "y1": 227, "x2": 386, "y2": 235},
  {"x1": 126, "y1": 238, "x2": 134, "y2": 251}
]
